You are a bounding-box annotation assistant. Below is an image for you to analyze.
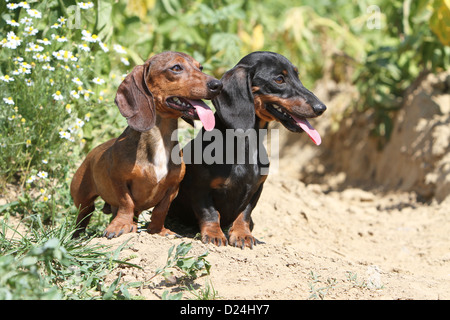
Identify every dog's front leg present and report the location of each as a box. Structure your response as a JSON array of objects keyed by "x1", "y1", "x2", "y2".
[
  {"x1": 192, "y1": 195, "x2": 228, "y2": 246},
  {"x1": 147, "y1": 186, "x2": 179, "y2": 236},
  {"x1": 228, "y1": 184, "x2": 264, "y2": 249},
  {"x1": 103, "y1": 192, "x2": 137, "y2": 239}
]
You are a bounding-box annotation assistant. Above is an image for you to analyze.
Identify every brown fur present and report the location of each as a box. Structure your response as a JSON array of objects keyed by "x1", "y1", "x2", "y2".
[{"x1": 70, "y1": 52, "x2": 221, "y2": 238}]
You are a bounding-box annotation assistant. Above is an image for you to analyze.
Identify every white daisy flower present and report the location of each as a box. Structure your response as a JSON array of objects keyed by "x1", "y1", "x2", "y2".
[
  {"x1": 59, "y1": 131, "x2": 72, "y2": 140},
  {"x1": 50, "y1": 23, "x2": 60, "y2": 29},
  {"x1": 7, "y1": 3, "x2": 20, "y2": 10},
  {"x1": 81, "y1": 30, "x2": 91, "y2": 37},
  {"x1": 78, "y1": 43, "x2": 91, "y2": 52},
  {"x1": 81, "y1": 30, "x2": 99, "y2": 43},
  {"x1": 53, "y1": 50, "x2": 77, "y2": 62},
  {"x1": 52, "y1": 91, "x2": 63, "y2": 100},
  {"x1": 72, "y1": 77, "x2": 83, "y2": 86},
  {"x1": 121, "y1": 57, "x2": 130, "y2": 66},
  {"x1": 5, "y1": 31, "x2": 22, "y2": 49},
  {"x1": 20, "y1": 17, "x2": 33, "y2": 25},
  {"x1": 78, "y1": 2, "x2": 94, "y2": 9},
  {"x1": 83, "y1": 89, "x2": 93, "y2": 100},
  {"x1": 20, "y1": 62, "x2": 32, "y2": 70},
  {"x1": 92, "y1": 77, "x2": 105, "y2": 85},
  {"x1": 25, "y1": 43, "x2": 44, "y2": 52},
  {"x1": 37, "y1": 171, "x2": 48, "y2": 179},
  {"x1": 0, "y1": 75, "x2": 14, "y2": 82},
  {"x1": 42, "y1": 64, "x2": 55, "y2": 71},
  {"x1": 20, "y1": 67, "x2": 31, "y2": 74},
  {"x1": 99, "y1": 42, "x2": 109, "y2": 52},
  {"x1": 3, "y1": 97, "x2": 14, "y2": 105},
  {"x1": 113, "y1": 44, "x2": 127, "y2": 54},
  {"x1": 57, "y1": 36, "x2": 68, "y2": 43},
  {"x1": 37, "y1": 38, "x2": 51, "y2": 45},
  {"x1": 33, "y1": 54, "x2": 50, "y2": 62},
  {"x1": 7, "y1": 19, "x2": 20, "y2": 27},
  {"x1": 70, "y1": 90, "x2": 80, "y2": 99},
  {"x1": 19, "y1": 2, "x2": 30, "y2": 9},
  {"x1": 75, "y1": 118, "x2": 85, "y2": 127},
  {"x1": 27, "y1": 9, "x2": 42, "y2": 18},
  {"x1": 25, "y1": 79, "x2": 34, "y2": 86},
  {"x1": 57, "y1": 17, "x2": 66, "y2": 25},
  {"x1": 23, "y1": 26, "x2": 38, "y2": 37},
  {"x1": 26, "y1": 175, "x2": 37, "y2": 184}
]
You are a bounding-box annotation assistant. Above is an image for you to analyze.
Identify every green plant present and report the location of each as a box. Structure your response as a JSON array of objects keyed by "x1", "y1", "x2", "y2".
[
  {"x1": 148, "y1": 242, "x2": 213, "y2": 300},
  {"x1": 153, "y1": 242, "x2": 211, "y2": 282},
  {"x1": 345, "y1": 271, "x2": 368, "y2": 289},
  {"x1": 100, "y1": 271, "x2": 144, "y2": 300},
  {"x1": 187, "y1": 278, "x2": 220, "y2": 300},
  {"x1": 307, "y1": 270, "x2": 338, "y2": 300},
  {"x1": 354, "y1": 0, "x2": 450, "y2": 146},
  {"x1": 0, "y1": 215, "x2": 134, "y2": 299},
  {"x1": 0, "y1": 1, "x2": 128, "y2": 189}
]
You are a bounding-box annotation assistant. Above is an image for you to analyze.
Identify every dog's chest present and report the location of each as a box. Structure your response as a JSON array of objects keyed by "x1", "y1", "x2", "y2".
[
  {"x1": 213, "y1": 163, "x2": 263, "y2": 196},
  {"x1": 152, "y1": 138, "x2": 170, "y2": 182}
]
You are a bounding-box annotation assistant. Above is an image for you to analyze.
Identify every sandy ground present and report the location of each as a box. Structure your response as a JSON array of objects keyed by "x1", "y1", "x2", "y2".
[
  {"x1": 96, "y1": 171, "x2": 450, "y2": 300},
  {"x1": 95, "y1": 72, "x2": 450, "y2": 300}
]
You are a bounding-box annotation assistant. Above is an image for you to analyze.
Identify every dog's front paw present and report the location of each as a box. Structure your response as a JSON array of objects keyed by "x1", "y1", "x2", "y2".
[
  {"x1": 200, "y1": 222, "x2": 228, "y2": 246},
  {"x1": 147, "y1": 225, "x2": 179, "y2": 237},
  {"x1": 103, "y1": 218, "x2": 137, "y2": 239},
  {"x1": 228, "y1": 229, "x2": 262, "y2": 249}
]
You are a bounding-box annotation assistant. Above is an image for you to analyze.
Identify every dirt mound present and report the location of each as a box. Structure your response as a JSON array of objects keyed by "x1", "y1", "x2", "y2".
[
  {"x1": 93, "y1": 72, "x2": 450, "y2": 300},
  {"x1": 97, "y1": 174, "x2": 450, "y2": 300}
]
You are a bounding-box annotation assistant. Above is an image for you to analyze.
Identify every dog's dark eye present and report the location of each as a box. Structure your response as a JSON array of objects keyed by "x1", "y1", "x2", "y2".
[
  {"x1": 274, "y1": 75, "x2": 285, "y2": 84},
  {"x1": 199, "y1": 65, "x2": 204, "y2": 71},
  {"x1": 170, "y1": 64, "x2": 183, "y2": 72}
]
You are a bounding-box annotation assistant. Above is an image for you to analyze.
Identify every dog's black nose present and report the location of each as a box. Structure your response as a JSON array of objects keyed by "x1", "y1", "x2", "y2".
[
  {"x1": 207, "y1": 79, "x2": 223, "y2": 94},
  {"x1": 313, "y1": 102, "x2": 327, "y2": 116}
]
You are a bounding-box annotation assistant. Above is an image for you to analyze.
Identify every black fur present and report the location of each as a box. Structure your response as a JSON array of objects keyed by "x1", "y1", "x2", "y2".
[{"x1": 167, "y1": 51, "x2": 326, "y2": 247}]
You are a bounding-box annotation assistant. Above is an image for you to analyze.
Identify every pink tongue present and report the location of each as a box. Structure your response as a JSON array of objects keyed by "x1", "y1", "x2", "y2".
[
  {"x1": 187, "y1": 99, "x2": 215, "y2": 131},
  {"x1": 292, "y1": 115, "x2": 322, "y2": 145}
]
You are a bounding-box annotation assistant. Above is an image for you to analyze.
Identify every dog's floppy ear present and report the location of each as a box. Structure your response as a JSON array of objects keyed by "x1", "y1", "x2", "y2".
[
  {"x1": 115, "y1": 62, "x2": 155, "y2": 132},
  {"x1": 213, "y1": 66, "x2": 255, "y2": 130}
]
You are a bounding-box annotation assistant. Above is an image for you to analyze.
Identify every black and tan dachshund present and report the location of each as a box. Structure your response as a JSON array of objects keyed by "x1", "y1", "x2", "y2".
[{"x1": 167, "y1": 51, "x2": 326, "y2": 248}]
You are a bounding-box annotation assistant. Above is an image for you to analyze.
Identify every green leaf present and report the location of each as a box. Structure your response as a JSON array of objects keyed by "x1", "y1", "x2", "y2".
[
  {"x1": 177, "y1": 256, "x2": 196, "y2": 270},
  {"x1": 103, "y1": 273, "x2": 122, "y2": 300},
  {"x1": 162, "y1": 290, "x2": 183, "y2": 300},
  {"x1": 20, "y1": 256, "x2": 38, "y2": 267},
  {"x1": 175, "y1": 242, "x2": 192, "y2": 257}
]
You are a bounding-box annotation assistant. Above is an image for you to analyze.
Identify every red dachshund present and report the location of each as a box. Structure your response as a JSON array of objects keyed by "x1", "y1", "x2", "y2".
[{"x1": 71, "y1": 51, "x2": 222, "y2": 238}]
